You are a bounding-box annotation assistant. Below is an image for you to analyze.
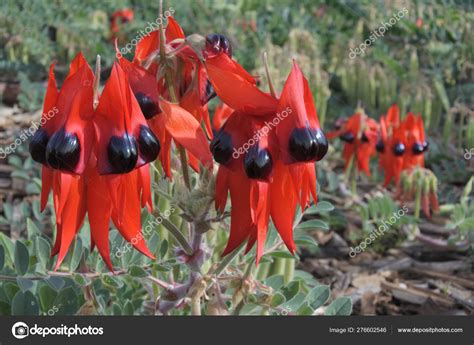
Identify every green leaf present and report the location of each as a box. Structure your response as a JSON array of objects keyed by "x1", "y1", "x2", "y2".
[
  {"x1": 3, "y1": 203, "x2": 12, "y2": 221},
  {"x1": 103, "y1": 275, "x2": 124, "y2": 289},
  {"x1": 3, "y1": 282, "x2": 20, "y2": 302},
  {"x1": 16, "y1": 277, "x2": 34, "y2": 292},
  {"x1": 147, "y1": 232, "x2": 160, "y2": 256},
  {"x1": 0, "y1": 245, "x2": 4, "y2": 271},
  {"x1": 307, "y1": 285, "x2": 330, "y2": 309},
  {"x1": 296, "y1": 219, "x2": 329, "y2": 231},
  {"x1": 14, "y1": 240, "x2": 30, "y2": 275},
  {"x1": 0, "y1": 301, "x2": 11, "y2": 315},
  {"x1": 305, "y1": 201, "x2": 335, "y2": 214},
  {"x1": 264, "y1": 275, "x2": 285, "y2": 290},
  {"x1": 129, "y1": 265, "x2": 148, "y2": 278},
  {"x1": 69, "y1": 238, "x2": 83, "y2": 272},
  {"x1": 0, "y1": 233, "x2": 14, "y2": 263},
  {"x1": 35, "y1": 236, "x2": 51, "y2": 270},
  {"x1": 159, "y1": 239, "x2": 169, "y2": 258},
  {"x1": 54, "y1": 287, "x2": 78, "y2": 315},
  {"x1": 11, "y1": 290, "x2": 40, "y2": 315},
  {"x1": 266, "y1": 251, "x2": 296, "y2": 259},
  {"x1": 280, "y1": 281, "x2": 301, "y2": 301},
  {"x1": 8, "y1": 155, "x2": 23, "y2": 169},
  {"x1": 26, "y1": 218, "x2": 40, "y2": 239},
  {"x1": 112, "y1": 303, "x2": 123, "y2": 315},
  {"x1": 152, "y1": 263, "x2": 172, "y2": 272},
  {"x1": 294, "y1": 235, "x2": 319, "y2": 249},
  {"x1": 325, "y1": 297, "x2": 352, "y2": 315},
  {"x1": 282, "y1": 292, "x2": 306, "y2": 312},
  {"x1": 270, "y1": 292, "x2": 286, "y2": 308},
  {"x1": 73, "y1": 274, "x2": 90, "y2": 287},
  {"x1": 123, "y1": 300, "x2": 134, "y2": 315},
  {"x1": 45, "y1": 276, "x2": 65, "y2": 291},
  {"x1": 297, "y1": 302, "x2": 314, "y2": 315},
  {"x1": 38, "y1": 284, "x2": 58, "y2": 312},
  {"x1": 11, "y1": 170, "x2": 31, "y2": 180}
]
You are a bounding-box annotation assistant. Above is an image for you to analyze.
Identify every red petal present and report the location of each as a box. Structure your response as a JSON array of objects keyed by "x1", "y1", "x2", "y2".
[
  {"x1": 87, "y1": 166, "x2": 114, "y2": 271},
  {"x1": 206, "y1": 54, "x2": 278, "y2": 115},
  {"x1": 95, "y1": 62, "x2": 157, "y2": 174},
  {"x1": 160, "y1": 99, "x2": 213, "y2": 169},
  {"x1": 276, "y1": 61, "x2": 321, "y2": 163},
  {"x1": 270, "y1": 161, "x2": 297, "y2": 254},
  {"x1": 213, "y1": 103, "x2": 233, "y2": 131}
]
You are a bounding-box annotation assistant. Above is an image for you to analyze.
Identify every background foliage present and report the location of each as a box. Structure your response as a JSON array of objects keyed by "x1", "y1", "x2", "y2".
[{"x1": 0, "y1": 0, "x2": 472, "y2": 316}]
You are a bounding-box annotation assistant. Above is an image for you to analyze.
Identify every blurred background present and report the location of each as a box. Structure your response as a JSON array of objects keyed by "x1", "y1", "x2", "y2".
[{"x1": 0, "y1": 0, "x2": 473, "y2": 315}]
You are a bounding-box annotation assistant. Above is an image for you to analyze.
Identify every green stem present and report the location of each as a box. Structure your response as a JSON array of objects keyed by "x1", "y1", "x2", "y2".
[
  {"x1": 283, "y1": 259, "x2": 295, "y2": 284},
  {"x1": 156, "y1": 213, "x2": 194, "y2": 256},
  {"x1": 212, "y1": 242, "x2": 245, "y2": 276}
]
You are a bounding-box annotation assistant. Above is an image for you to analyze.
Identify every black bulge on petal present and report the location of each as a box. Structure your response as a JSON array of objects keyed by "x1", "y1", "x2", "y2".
[
  {"x1": 45, "y1": 127, "x2": 80, "y2": 172},
  {"x1": 376, "y1": 139, "x2": 385, "y2": 153},
  {"x1": 205, "y1": 33, "x2": 232, "y2": 57},
  {"x1": 289, "y1": 127, "x2": 320, "y2": 162},
  {"x1": 314, "y1": 128, "x2": 328, "y2": 161},
  {"x1": 107, "y1": 132, "x2": 138, "y2": 173},
  {"x1": 29, "y1": 127, "x2": 49, "y2": 164},
  {"x1": 392, "y1": 142, "x2": 405, "y2": 156},
  {"x1": 138, "y1": 125, "x2": 160, "y2": 163},
  {"x1": 412, "y1": 142, "x2": 424, "y2": 155},
  {"x1": 422, "y1": 141, "x2": 429, "y2": 152},
  {"x1": 244, "y1": 145, "x2": 273, "y2": 180},
  {"x1": 361, "y1": 132, "x2": 369, "y2": 143},
  {"x1": 340, "y1": 131, "x2": 354, "y2": 143},
  {"x1": 210, "y1": 129, "x2": 233, "y2": 165},
  {"x1": 135, "y1": 92, "x2": 160, "y2": 119},
  {"x1": 202, "y1": 79, "x2": 217, "y2": 105}
]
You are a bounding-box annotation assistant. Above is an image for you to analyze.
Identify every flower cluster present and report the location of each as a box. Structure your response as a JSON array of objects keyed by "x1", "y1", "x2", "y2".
[
  {"x1": 328, "y1": 104, "x2": 438, "y2": 217},
  {"x1": 329, "y1": 104, "x2": 428, "y2": 183},
  {"x1": 29, "y1": 15, "x2": 328, "y2": 269},
  {"x1": 209, "y1": 55, "x2": 328, "y2": 263}
]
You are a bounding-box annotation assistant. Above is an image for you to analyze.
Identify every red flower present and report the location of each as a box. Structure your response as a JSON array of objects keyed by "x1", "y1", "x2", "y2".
[
  {"x1": 110, "y1": 9, "x2": 134, "y2": 40},
  {"x1": 29, "y1": 54, "x2": 157, "y2": 270},
  {"x1": 116, "y1": 17, "x2": 213, "y2": 177},
  {"x1": 212, "y1": 103, "x2": 233, "y2": 131},
  {"x1": 210, "y1": 60, "x2": 327, "y2": 263},
  {"x1": 328, "y1": 111, "x2": 378, "y2": 176},
  {"x1": 377, "y1": 105, "x2": 428, "y2": 186}
]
